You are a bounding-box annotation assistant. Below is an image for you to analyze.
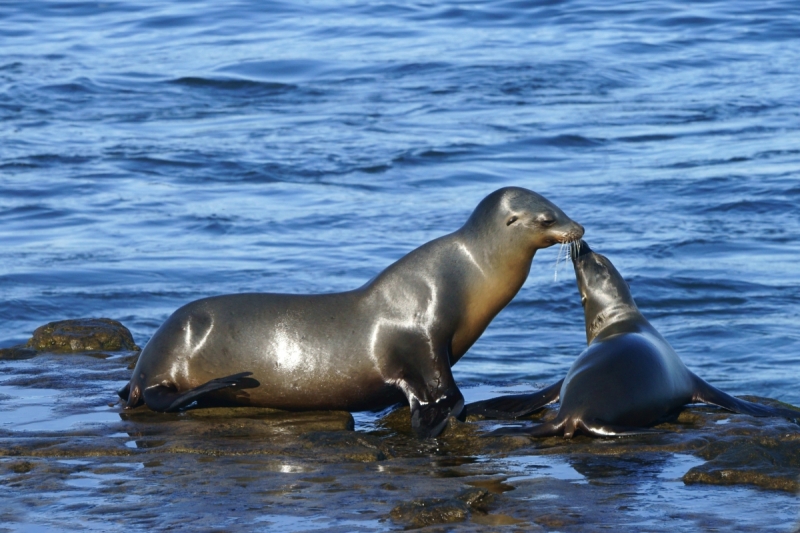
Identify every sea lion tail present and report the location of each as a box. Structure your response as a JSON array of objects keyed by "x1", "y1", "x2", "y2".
[
  {"x1": 465, "y1": 379, "x2": 563, "y2": 420},
  {"x1": 117, "y1": 382, "x2": 131, "y2": 401},
  {"x1": 142, "y1": 372, "x2": 260, "y2": 412},
  {"x1": 691, "y1": 374, "x2": 800, "y2": 423},
  {"x1": 118, "y1": 380, "x2": 144, "y2": 409}
]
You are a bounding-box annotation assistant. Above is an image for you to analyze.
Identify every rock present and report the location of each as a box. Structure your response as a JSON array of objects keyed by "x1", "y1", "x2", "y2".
[
  {"x1": 0, "y1": 346, "x2": 38, "y2": 360},
  {"x1": 390, "y1": 498, "x2": 469, "y2": 528},
  {"x1": 25, "y1": 318, "x2": 140, "y2": 353},
  {"x1": 8, "y1": 460, "x2": 35, "y2": 474},
  {"x1": 465, "y1": 478, "x2": 515, "y2": 494},
  {"x1": 301, "y1": 431, "x2": 391, "y2": 462},
  {"x1": 378, "y1": 405, "x2": 412, "y2": 434},
  {"x1": 683, "y1": 434, "x2": 800, "y2": 492},
  {"x1": 455, "y1": 487, "x2": 493, "y2": 510},
  {"x1": 389, "y1": 488, "x2": 492, "y2": 528}
]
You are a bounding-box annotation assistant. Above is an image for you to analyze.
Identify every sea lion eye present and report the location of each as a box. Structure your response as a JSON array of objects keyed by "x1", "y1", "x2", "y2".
[
  {"x1": 581, "y1": 296, "x2": 587, "y2": 307},
  {"x1": 506, "y1": 216, "x2": 519, "y2": 226},
  {"x1": 539, "y1": 217, "x2": 556, "y2": 227}
]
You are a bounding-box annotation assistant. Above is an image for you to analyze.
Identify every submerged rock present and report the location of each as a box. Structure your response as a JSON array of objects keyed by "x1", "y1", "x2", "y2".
[
  {"x1": 25, "y1": 318, "x2": 140, "y2": 353},
  {"x1": 0, "y1": 346, "x2": 38, "y2": 360},
  {"x1": 389, "y1": 488, "x2": 491, "y2": 529},
  {"x1": 390, "y1": 498, "x2": 469, "y2": 528}
]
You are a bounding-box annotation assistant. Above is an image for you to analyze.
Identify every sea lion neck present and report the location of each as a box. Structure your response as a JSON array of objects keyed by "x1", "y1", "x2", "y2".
[
  {"x1": 455, "y1": 223, "x2": 535, "y2": 294},
  {"x1": 586, "y1": 307, "x2": 645, "y2": 344},
  {"x1": 571, "y1": 243, "x2": 643, "y2": 344},
  {"x1": 448, "y1": 229, "x2": 534, "y2": 361}
]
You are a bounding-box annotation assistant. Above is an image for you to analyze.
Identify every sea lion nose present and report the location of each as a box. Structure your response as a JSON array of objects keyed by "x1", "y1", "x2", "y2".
[{"x1": 571, "y1": 239, "x2": 592, "y2": 260}]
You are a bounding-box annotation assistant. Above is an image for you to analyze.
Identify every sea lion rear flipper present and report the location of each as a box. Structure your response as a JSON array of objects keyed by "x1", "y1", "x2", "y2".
[
  {"x1": 143, "y1": 372, "x2": 259, "y2": 412},
  {"x1": 465, "y1": 378, "x2": 564, "y2": 419},
  {"x1": 691, "y1": 374, "x2": 800, "y2": 422},
  {"x1": 485, "y1": 418, "x2": 565, "y2": 438}
]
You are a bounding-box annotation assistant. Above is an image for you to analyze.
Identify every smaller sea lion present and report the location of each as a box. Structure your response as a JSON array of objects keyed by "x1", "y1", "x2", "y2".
[{"x1": 469, "y1": 240, "x2": 800, "y2": 438}]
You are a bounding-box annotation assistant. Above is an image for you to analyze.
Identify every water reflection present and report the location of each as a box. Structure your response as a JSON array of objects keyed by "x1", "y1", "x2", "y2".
[{"x1": 500, "y1": 454, "x2": 586, "y2": 484}]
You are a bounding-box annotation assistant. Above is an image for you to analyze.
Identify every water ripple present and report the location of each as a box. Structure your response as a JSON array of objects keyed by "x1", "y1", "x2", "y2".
[{"x1": 1, "y1": 0, "x2": 799, "y2": 404}]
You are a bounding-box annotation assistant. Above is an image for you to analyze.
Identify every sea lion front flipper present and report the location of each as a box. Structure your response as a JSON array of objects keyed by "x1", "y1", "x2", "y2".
[
  {"x1": 691, "y1": 374, "x2": 800, "y2": 422},
  {"x1": 401, "y1": 351, "x2": 465, "y2": 439},
  {"x1": 465, "y1": 378, "x2": 564, "y2": 419},
  {"x1": 409, "y1": 386, "x2": 465, "y2": 440},
  {"x1": 142, "y1": 372, "x2": 259, "y2": 412}
]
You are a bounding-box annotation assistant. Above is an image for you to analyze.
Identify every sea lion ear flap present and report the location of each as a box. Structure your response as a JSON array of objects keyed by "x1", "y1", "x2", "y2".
[{"x1": 410, "y1": 387, "x2": 465, "y2": 439}]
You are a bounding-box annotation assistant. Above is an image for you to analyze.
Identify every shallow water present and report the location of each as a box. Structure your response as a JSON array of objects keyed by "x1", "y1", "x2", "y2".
[{"x1": 2, "y1": 0, "x2": 800, "y2": 530}]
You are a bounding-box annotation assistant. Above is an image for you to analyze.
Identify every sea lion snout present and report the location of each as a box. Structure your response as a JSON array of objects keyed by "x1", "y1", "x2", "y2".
[
  {"x1": 571, "y1": 239, "x2": 592, "y2": 260},
  {"x1": 547, "y1": 220, "x2": 584, "y2": 245},
  {"x1": 559, "y1": 222, "x2": 585, "y2": 244}
]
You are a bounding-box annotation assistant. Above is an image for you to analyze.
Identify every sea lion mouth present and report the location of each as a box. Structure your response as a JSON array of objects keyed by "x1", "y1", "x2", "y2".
[
  {"x1": 556, "y1": 235, "x2": 580, "y2": 245},
  {"x1": 570, "y1": 239, "x2": 592, "y2": 260}
]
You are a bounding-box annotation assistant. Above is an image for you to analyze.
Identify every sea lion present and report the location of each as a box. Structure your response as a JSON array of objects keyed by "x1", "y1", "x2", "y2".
[
  {"x1": 118, "y1": 187, "x2": 584, "y2": 439},
  {"x1": 469, "y1": 240, "x2": 800, "y2": 438}
]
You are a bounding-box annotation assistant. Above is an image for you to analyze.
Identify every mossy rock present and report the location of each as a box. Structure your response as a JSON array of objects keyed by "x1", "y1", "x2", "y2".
[{"x1": 25, "y1": 318, "x2": 140, "y2": 353}]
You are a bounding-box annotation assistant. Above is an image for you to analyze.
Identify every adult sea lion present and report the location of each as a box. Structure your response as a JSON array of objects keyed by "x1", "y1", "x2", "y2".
[
  {"x1": 119, "y1": 187, "x2": 584, "y2": 439},
  {"x1": 470, "y1": 240, "x2": 800, "y2": 438}
]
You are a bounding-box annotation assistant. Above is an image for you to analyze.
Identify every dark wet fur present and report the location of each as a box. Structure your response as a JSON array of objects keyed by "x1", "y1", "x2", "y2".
[
  {"x1": 479, "y1": 240, "x2": 800, "y2": 438},
  {"x1": 485, "y1": 380, "x2": 800, "y2": 438}
]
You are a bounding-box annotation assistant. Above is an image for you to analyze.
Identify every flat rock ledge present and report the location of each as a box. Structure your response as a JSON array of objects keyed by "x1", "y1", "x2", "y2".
[{"x1": 1, "y1": 321, "x2": 800, "y2": 531}]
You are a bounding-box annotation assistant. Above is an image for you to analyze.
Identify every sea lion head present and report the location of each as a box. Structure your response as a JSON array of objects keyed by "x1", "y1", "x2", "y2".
[
  {"x1": 465, "y1": 187, "x2": 584, "y2": 251},
  {"x1": 571, "y1": 240, "x2": 640, "y2": 344}
]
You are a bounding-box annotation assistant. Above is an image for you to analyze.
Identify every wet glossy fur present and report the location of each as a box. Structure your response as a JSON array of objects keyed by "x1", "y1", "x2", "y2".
[{"x1": 119, "y1": 187, "x2": 584, "y2": 439}]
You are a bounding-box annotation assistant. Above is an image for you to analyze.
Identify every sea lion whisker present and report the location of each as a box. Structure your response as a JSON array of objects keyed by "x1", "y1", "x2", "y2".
[{"x1": 554, "y1": 241, "x2": 567, "y2": 281}]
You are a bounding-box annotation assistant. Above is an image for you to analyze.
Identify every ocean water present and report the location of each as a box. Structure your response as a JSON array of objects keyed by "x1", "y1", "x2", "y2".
[{"x1": 1, "y1": 0, "x2": 799, "y2": 529}]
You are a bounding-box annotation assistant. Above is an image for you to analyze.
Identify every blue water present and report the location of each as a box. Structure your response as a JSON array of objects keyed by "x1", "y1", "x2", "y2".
[
  {"x1": 3, "y1": 0, "x2": 799, "y2": 405},
  {"x1": 2, "y1": 1, "x2": 800, "y2": 531}
]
